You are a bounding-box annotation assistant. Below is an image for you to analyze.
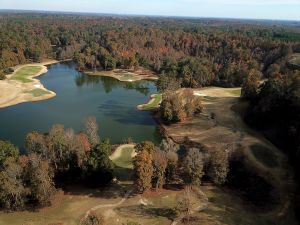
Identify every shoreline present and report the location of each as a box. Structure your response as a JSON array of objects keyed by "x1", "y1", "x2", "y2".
[
  {"x1": 85, "y1": 68, "x2": 158, "y2": 82},
  {"x1": 0, "y1": 59, "x2": 70, "y2": 109},
  {"x1": 137, "y1": 94, "x2": 162, "y2": 110}
]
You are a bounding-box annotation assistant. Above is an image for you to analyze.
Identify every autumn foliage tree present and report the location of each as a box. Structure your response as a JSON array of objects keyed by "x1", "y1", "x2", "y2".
[
  {"x1": 161, "y1": 89, "x2": 202, "y2": 123},
  {"x1": 133, "y1": 146, "x2": 153, "y2": 193},
  {"x1": 152, "y1": 150, "x2": 168, "y2": 190},
  {"x1": 182, "y1": 148, "x2": 205, "y2": 186}
]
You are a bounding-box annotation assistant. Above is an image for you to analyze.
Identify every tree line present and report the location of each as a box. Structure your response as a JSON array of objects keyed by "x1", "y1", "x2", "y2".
[
  {"x1": 133, "y1": 139, "x2": 230, "y2": 194},
  {"x1": 0, "y1": 118, "x2": 230, "y2": 211},
  {"x1": 0, "y1": 117, "x2": 114, "y2": 211},
  {"x1": 242, "y1": 69, "x2": 300, "y2": 175},
  {"x1": 0, "y1": 14, "x2": 299, "y2": 88}
]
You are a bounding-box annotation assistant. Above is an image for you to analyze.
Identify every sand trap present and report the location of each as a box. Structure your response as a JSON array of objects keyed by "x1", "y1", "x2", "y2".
[
  {"x1": 193, "y1": 92, "x2": 207, "y2": 97},
  {"x1": 34, "y1": 84, "x2": 42, "y2": 88}
]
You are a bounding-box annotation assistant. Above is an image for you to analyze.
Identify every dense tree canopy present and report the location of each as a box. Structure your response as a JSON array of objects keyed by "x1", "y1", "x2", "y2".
[{"x1": 0, "y1": 13, "x2": 299, "y2": 87}]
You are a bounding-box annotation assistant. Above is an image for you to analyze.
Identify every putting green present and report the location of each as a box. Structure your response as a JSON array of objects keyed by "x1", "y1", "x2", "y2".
[
  {"x1": 11, "y1": 66, "x2": 42, "y2": 83},
  {"x1": 138, "y1": 94, "x2": 162, "y2": 110},
  {"x1": 110, "y1": 144, "x2": 136, "y2": 169}
]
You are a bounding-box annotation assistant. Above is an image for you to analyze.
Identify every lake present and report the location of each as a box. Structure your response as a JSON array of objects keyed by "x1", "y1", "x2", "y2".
[{"x1": 0, "y1": 62, "x2": 161, "y2": 148}]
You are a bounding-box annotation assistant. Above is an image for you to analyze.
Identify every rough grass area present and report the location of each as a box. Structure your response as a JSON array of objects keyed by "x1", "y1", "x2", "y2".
[
  {"x1": 250, "y1": 144, "x2": 279, "y2": 168},
  {"x1": 88, "y1": 71, "x2": 142, "y2": 82},
  {"x1": 0, "y1": 185, "x2": 128, "y2": 225},
  {"x1": 118, "y1": 72, "x2": 140, "y2": 82},
  {"x1": 116, "y1": 190, "x2": 179, "y2": 224},
  {"x1": 138, "y1": 94, "x2": 162, "y2": 110},
  {"x1": 26, "y1": 88, "x2": 50, "y2": 97},
  {"x1": 11, "y1": 66, "x2": 42, "y2": 83},
  {"x1": 288, "y1": 53, "x2": 300, "y2": 69},
  {"x1": 226, "y1": 88, "x2": 241, "y2": 97}
]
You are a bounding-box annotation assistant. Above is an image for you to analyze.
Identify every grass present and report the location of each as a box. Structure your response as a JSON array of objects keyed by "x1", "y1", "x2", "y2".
[
  {"x1": 11, "y1": 66, "x2": 42, "y2": 83},
  {"x1": 26, "y1": 88, "x2": 50, "y2": 97},
  {"x1": 227, "y1": 88, "x2": 241, "y2": 97},
  {"x1": 250, "y1": 144, "x2": 279, "y2": 168},
  {"x1": 139, "y1": 94, "x2": 162, "y2": 110},
  {"x1": 0, "y1": 186, "x2": 126, "y2": 225},
  {"x1": 288, "y1": 53, "x2": 300, "y2": 68},
  {"x1": 119, "y1": 73, "x2": 139, "y2": 81},
  {"x1": 111, "y1": 146, "x2": 135, "y2": 169},
  {"x1": 110, "y1": 145, "x2": 135, "y2": 181}
]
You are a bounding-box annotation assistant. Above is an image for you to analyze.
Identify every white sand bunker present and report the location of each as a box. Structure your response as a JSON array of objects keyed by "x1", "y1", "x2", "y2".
[
  {"x1": 194, "y1": 92, "x2": 207, "y2": 97},
  {"x1": 34, "y1": 84, "x2": 42, "y2": 88}
]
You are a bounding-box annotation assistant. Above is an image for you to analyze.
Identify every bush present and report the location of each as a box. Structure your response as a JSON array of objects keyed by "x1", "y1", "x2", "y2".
[
  {"x1": 3, "y1": 68, "x2": 14, "y2": 74},
  {"x1": 160, "y1": 89, "x2": 202, "y2": 123},
  {"x1": 0, "y1": 71, "x2": 6, "y2": 80},
  {"x1": 81, "y1": 212, "x2": 104, "y2": 225}
]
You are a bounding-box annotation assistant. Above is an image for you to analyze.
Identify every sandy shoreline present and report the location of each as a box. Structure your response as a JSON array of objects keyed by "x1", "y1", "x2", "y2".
[
  {"x1": 0, "y1": 60, "x2": 64, "y2": 108},
  {"x1": 85, "y1": 68, "x2": 158, "y2": 82}
]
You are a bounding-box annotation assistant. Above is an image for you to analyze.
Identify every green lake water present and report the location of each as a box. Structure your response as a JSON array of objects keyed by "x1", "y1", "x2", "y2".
[{"x1": 0, "y1": 62, "x2": 161, "y2": 148}]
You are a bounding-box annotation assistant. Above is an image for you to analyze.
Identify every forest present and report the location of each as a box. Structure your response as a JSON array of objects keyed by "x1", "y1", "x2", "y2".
[
  {"x1": 0, "y1": 12, "x2": 300, "y2": 224},
  {"x1": 0, "y1": 13, "x2": 300, "y2": 88}
]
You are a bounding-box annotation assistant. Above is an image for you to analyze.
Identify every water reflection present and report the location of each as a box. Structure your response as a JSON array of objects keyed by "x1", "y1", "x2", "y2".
[
  {"x1": 75, "y1": 73, "x2": 151, "y2": 96},
  {"x1": 0, "y1": 62, "x2": 160, "y2": 147}
]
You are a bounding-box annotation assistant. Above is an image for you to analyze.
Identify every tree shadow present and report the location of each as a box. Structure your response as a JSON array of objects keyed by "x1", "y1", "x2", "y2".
[
  {"x1": 61, "y1": 182, "x2": 136, "y2": 200},
  {"x1": 98, "y1": 100, "x2": 156, "y2": 126},
  {"x1": 116, "y1": 205, "x2": 177, "y2": 221}
]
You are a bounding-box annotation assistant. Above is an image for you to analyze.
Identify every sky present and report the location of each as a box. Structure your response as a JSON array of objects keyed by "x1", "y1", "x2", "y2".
[{"x1": 1, "y1": 0, "x2": 300, "y2": 21}]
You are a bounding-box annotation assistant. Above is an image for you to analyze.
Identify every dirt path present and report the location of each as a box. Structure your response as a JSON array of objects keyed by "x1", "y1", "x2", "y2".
[
  {"x1": 171, "y1": 188, "x2": 209, "y2": 225},
  {"x1": 81, "y1": 188, "x2": 134, "y2": 222}
]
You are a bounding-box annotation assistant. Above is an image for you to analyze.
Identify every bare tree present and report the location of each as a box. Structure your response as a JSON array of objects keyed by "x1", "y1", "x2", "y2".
[
  {"x1": 83, "y1": 116, "x2": 100, "y2": 146},
  {"x1": 176, "y1": 185, "x2": 194, "y2": 224},
  {"x1": 152, "y1": 150, "x2": 168, "y2": 190}
]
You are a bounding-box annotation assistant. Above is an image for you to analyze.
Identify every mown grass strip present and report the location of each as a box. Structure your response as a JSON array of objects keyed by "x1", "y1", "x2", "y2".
[
  {"x1": 139, "y1": 94, "x2": 162, "y2": 110},
  {"x1": 11, "y1": 66, "x2": 42, "y2": 83}
]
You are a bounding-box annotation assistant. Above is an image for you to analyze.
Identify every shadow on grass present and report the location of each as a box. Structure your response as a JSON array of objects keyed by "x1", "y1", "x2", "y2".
[
  {"x1": 61, "y1": 182, "x2": 136, "y2": 200},
  {"x1": 113, "y1": 166, "x2": 134, "y2": 182},
  {"x1": 116, "y1": 205, "x2": 177, "y2": 221},
  {"x1": 250, "y1": 144, "x2": 279, "y2": 168}
]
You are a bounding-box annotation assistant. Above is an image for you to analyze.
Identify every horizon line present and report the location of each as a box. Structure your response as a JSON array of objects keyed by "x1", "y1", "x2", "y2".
[{"x1": 1, "y1": 8, "x2": 300, "y2": 22}]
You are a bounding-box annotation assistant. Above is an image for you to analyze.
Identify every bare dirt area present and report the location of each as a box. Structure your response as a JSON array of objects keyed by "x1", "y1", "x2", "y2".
[
  {"x1": 0, "y1": 60, "x2": 59, "y2": 108},
  {"x1": 160, "y1": 87, "x2": 297, "y2": 224},
  {"x1": 85, "y1": 67, "x2": 158, "y2": 82}
]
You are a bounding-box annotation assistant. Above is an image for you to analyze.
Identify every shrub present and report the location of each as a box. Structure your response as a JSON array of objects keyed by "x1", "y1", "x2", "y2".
[
  {"x1": 160, "y1": 89, "x2": 202, "y2": 123},
  {"x1": 0, "y1": 71, "x2": 6, "y2": 80},
  {"x1": 81, "y1": 212, "x2": 104, "y2": 225},
  {"x1": 3, "y1": 68, "x2": 14, "y2": 74}
]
